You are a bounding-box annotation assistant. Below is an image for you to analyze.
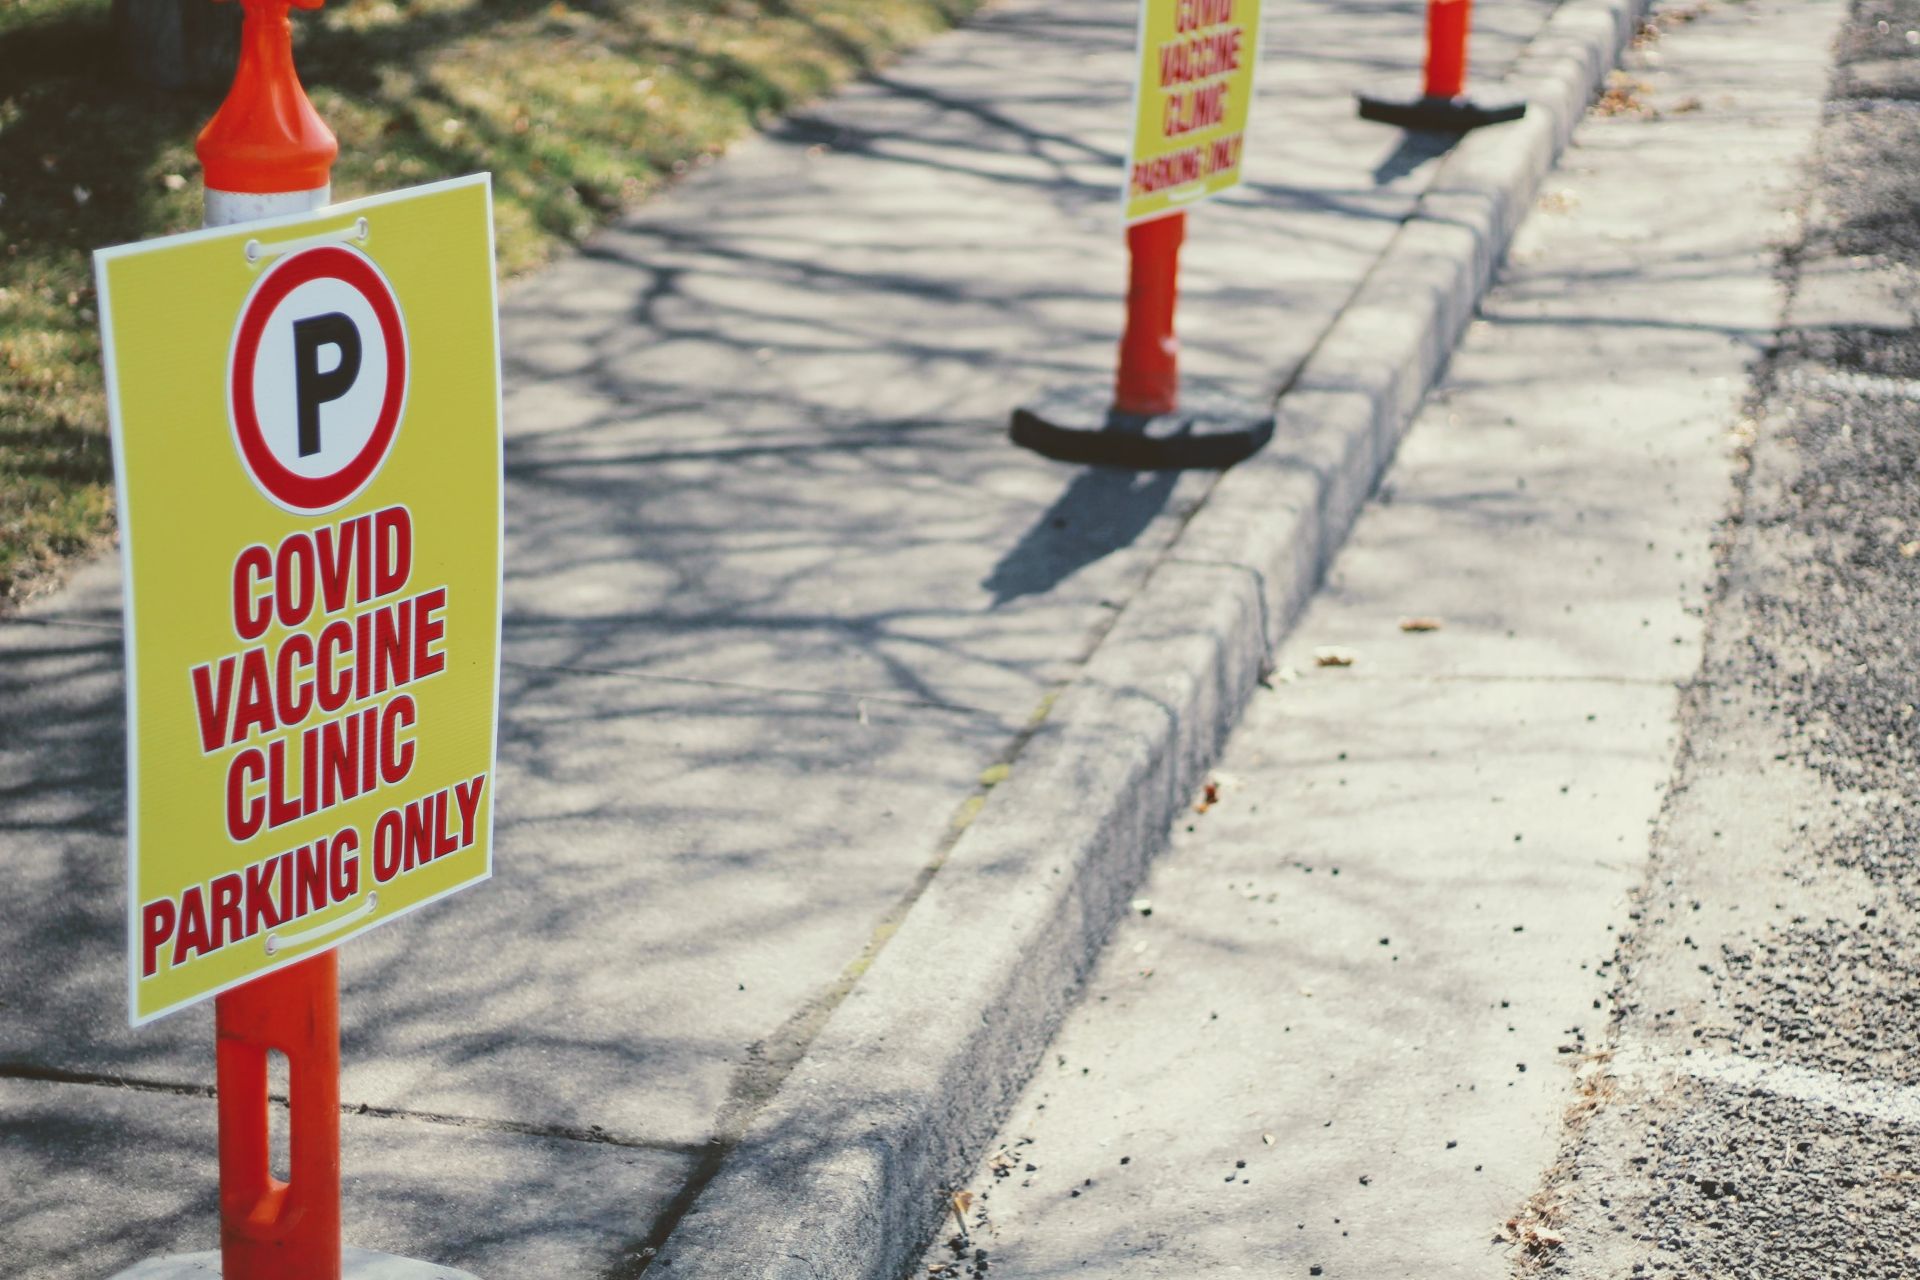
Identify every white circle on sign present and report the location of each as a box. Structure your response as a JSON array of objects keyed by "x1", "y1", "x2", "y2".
[
  {"x1": 248, "y1": 276, "x2": 390, "y2": 480},
  {"x1": 228, "y1": 244, "x2": 408, "y2": 514}
]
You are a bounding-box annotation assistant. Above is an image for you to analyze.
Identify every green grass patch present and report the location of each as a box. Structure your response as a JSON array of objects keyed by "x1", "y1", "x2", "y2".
[{"x1": 0, "y1": 0, "x2": 982, "y2": 607}]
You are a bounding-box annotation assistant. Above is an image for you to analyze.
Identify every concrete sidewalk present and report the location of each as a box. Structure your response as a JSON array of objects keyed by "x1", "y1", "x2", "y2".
[
  {"x1": 917, "y1": 0, "x2": 1845, "y2": 1274},
  {"x1": 4, "y1": 0, "x2": 1575, "y2": 1275}
]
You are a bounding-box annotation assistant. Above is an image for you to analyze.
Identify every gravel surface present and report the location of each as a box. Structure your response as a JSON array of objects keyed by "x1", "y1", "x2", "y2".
[{"x1": 1536, "y1": 1, "x2": 1920, "y2": 1274}]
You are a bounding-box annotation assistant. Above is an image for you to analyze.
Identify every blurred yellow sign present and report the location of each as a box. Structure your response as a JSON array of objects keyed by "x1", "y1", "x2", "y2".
[{"x1": 1125, "y1": 0, "x2": 1263, "y2": 222}]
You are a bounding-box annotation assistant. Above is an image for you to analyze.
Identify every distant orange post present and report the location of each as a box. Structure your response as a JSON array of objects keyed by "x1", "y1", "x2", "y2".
[
  {"x1": 1355, "y1": 0, "x2": 1524, "y2": 132},
  {"x1": 1424, "y1": 0, "x2": 1470, "y2": 100},
  {"x1": 1114, "y1": 213, "x2": 1186, "y2": 418}
]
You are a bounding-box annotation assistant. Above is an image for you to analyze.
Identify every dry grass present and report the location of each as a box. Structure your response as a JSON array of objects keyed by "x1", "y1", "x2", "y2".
[
  {"x1": 1594, "y1": 70, "x2": 1658, "y2": 117},
  {"x1": 1500, "y1": 1050, "x2": 1621, "y2": 1272}
]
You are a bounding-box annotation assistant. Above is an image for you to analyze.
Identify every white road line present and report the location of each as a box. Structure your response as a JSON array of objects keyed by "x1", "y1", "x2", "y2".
[
  {"x1": 1614, "y1": 1042, "x2": 1920, "y2": 1126},
  {"x1": 1786, "y1": 368, "x2": 1920, "y2": 403}
]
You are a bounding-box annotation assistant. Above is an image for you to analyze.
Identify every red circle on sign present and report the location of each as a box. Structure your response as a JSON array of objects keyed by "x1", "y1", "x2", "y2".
[{"x1": 228, "y1": 244, "x2": 408, "y2": 513}]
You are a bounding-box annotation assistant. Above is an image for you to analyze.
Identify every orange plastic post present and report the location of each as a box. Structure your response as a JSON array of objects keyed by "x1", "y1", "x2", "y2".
[
  {"x1": 198, "y1": 5, "x2": 343, "y2": 1277},
  {"x1": 1113, "y1": 212, "x2": 1185, "y2": 418},
  {"x1": 196, "y1": 0, "x2": 337, "y2": 197},
  {"x1": 215, "y1": 951, "x2": 342, "y2": 1280},
  {"x1": 1423, "y1": 0, "x2": 1471, "y2": 101}
]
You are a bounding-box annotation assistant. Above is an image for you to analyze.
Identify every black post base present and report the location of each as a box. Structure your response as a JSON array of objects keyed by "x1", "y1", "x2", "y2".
[
  {"x1": 1355, "y1": 90, "x2": 1526, "y2": 131},
  {"x1": 1009, "y1": 383, "x2": 1274, "y2": 470}
]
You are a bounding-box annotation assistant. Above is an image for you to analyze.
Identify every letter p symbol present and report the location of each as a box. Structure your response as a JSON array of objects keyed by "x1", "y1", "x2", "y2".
[{"x1": 292, "y1": 312, "x2": 363, "y2": 458}]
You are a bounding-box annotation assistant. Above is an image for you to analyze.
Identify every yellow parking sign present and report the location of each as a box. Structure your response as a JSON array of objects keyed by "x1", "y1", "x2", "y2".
[
  {"x1": 94, "y1": 175, "x2": 503, "y2": 1025},
  {"x1": 1125, "y1": 0, "x2": 1263, "y2": 223}
]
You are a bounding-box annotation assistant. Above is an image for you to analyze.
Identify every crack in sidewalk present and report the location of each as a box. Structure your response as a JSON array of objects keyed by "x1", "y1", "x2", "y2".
[
  {"x1": 0, "y1": 1062, "x2": 709, "y2": 1155},
  {"x1": 503, "y1": 658, "x2": 1009, "y2": 719}
]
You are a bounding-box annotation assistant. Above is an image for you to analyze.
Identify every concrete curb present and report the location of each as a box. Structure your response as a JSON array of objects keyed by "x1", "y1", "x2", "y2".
[{"x1": 653, "y1": 0, "x2": 1648, "y2": 1274}]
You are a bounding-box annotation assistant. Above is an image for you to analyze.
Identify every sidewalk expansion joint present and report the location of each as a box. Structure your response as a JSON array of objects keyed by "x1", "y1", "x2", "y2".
[
  {"x1": 0, "y1": 1061, "x2": 215, "y2": 1102},
  {"x1": 0, "y1": 1062, "x2": 706, "y2": 1155},
  {"x1": 3, "y1": 614, "x2": 122, "y2": 634},
  {"x1": 502, "y1": 658, "x2": 1008, "y2": 719},
  {"x1": 501, "y1": 420, "x2": 985, "y2": 472}
]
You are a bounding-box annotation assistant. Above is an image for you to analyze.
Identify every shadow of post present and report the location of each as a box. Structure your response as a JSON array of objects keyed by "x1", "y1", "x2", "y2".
[{"x1": 982, "y1": 466, "x2": 1179, "y2": 606}]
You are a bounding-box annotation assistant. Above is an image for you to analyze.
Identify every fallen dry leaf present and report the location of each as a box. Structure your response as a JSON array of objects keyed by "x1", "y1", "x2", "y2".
[
  {"x1": 1398, "y1": 616, "x2": 1444, "y2": 633},
  {"x1": 1496, "y1": 1191, "x2": 1569, "y2": 1259},
  {"x1": 1314, "y1": 646, "x2": 1358, "y2": 668},
  {"x1": 947, "y1": 1190, "x2": 973, "y2": 1242},
  {"x1": 1595, "y1": 71, "x2": 1656, "y2": 118},
  {"x1": 1194, "y1": 779, "x2": 1221, "y2": 812}
]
